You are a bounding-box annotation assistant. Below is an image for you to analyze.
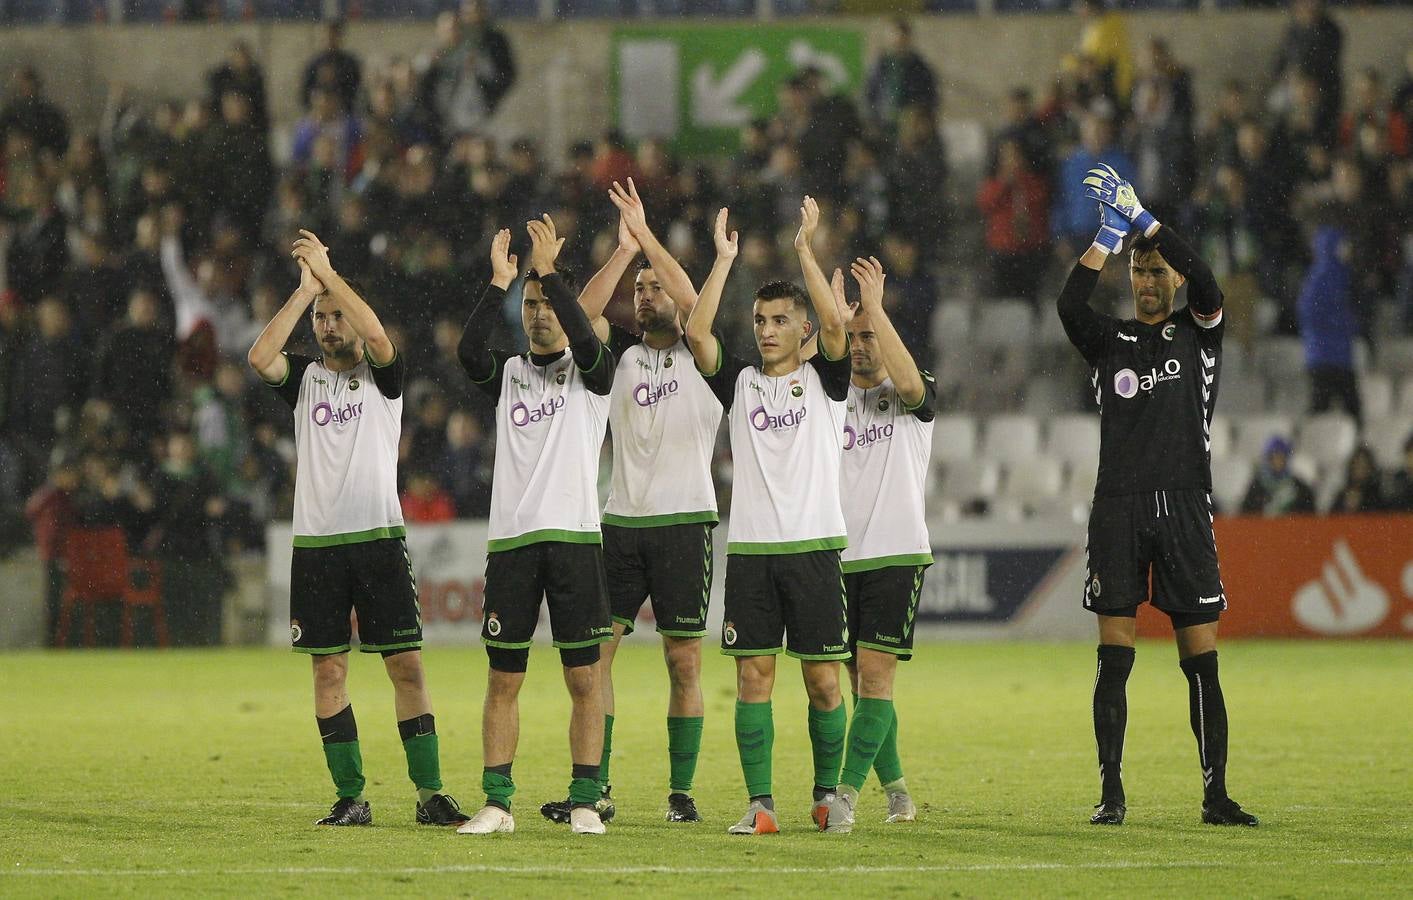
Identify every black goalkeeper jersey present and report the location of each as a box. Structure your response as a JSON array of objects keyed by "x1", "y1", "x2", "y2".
[{"x1": 1057, "y1": 226, "x2": 1225, "y2": 498}]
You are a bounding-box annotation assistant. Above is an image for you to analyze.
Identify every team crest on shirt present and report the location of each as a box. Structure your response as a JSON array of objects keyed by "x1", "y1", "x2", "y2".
[
  {"x1": 348, "y1": 378, "x2": 360, "y2": 390},
  {"x1": 290, "y1": 619, "x2": 303, "y2": 643},
  {"x1": 723, "y1": 621, "x2": 738, "y2": 646},
  {"x1": 486, "y1": 613, "x2": 502, "y2": 637},
  {"x1": 878, "y1": 397, "x2": 890, "y2": 412},
  {"x1": 1162, "y1": 324, "x2": 1176, "y2": 341},
  {"x1": 664, "y1": 355, "x2": 673, "y2": 368},
  {"x1": 556, "y1": 372, "x2": 567, "y2": 385},
  {"x1": 790, "y1": 380, "x2": 803, "y2": 398}
]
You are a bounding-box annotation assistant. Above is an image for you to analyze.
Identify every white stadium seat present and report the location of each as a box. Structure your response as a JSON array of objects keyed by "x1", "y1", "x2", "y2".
[
  {"x1": 1233, "y1": 415, "x2": 1295, "y2": 462},
  {"x1": 1209, "y1": 457, "x2": 1252, "y2": 514},
  {"x1": 1400, "y1": 375, "x2": 1413, "y2": 415},
  {"x1": 1270, "y1": 378, "x2": 1311, "y2": 414},
  {"x1": 937, "y1": 458, "x2": 1001, "y2": 504},
  {"x1": 974, "y1": 301, "x2": 1036, "y2": 347},
  {"x1": 1208, "y1": 414, "x2": 1234, "y2": 459},
  {"x1": 1297, "y1": 413, "x2": 1358, "y2": 469},
  {"x1": 1377, "y1": 337, "x2": 1413, "y2": 374},
  {"x1": 930, "y1": 414, "x2": 978, "y2": 465},
  {"x1": 1361, "y1": 373, "x2": 1394, "y2": 420},
  {"x1": 1001, "y1": 458, "x2": 1065, "y2": 503},
  {"x1": 1253, "y1": 337, "x2": 1305, "y2": 379},
  {"x1": 931, "y1": 300, "x2": 974, "y2": 345},
  {"x1": 1213, "y1": 373, "x2": 1267, "y2": 414},
  {"x1": 1364, "y1": 416, "x2": 1413, "y2": 469},
  {"x1": 1065, "y1": 462, "x2": 1098, "y2": 502},
  {"x1": 980, "y1": 415, "x2": 1041, "y2": 465},
  {"x1": 1045, "y1": 414, "x2": 1100, "y2": 467}
]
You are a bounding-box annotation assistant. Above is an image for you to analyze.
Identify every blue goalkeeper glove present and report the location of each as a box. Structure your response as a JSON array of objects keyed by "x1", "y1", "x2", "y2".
[
  {"x1": 1092, "y1": 202, "x2": 1130, "y2": 256},
  {"x1": 1082, "y1": 163, "x2": 1158, "y2": 236}
]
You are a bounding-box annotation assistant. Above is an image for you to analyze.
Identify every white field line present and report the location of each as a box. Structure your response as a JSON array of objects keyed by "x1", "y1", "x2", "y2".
[{"x1": 2, "y1": 860, "x2": 1406, "y2": 878}]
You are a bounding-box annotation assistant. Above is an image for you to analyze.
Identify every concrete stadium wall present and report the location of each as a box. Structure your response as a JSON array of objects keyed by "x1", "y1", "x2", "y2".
[{"x1": 1, "y1": 8, "x2": 1410, "y2": 163}]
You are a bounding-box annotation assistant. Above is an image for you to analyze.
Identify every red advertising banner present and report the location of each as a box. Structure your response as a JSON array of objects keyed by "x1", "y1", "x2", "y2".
[{"x1": 1138, "y1": 515, "x2": 1413, "y2": 638}]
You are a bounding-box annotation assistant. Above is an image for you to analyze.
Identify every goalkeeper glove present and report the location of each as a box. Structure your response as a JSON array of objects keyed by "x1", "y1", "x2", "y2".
[{"x1": 1082, "y1": 163, "x2": 1158, "y2": 236}]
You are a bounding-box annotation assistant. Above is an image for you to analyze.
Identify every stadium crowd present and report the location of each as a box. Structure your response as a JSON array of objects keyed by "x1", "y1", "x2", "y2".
[{"x1": 3, "y1": 1, "x2": 1413, "y2": 645}]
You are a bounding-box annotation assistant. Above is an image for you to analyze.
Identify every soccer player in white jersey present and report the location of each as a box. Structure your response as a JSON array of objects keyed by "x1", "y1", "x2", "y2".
[
  {"x1": 832, "y1": 256, "x2": 935, "y2": 828},
  {"x1": 684, "y1": 200, "x2": 853, "y2": 835},
  {"x1": 538, "y1": 179, "x2": 717, "y2": 826},
  {"x1": 454, "y1": 218, "x2": 616, "y2": 837},
  {"x1": 246, "y1": 230, "x2": 469, "y2": 829}
]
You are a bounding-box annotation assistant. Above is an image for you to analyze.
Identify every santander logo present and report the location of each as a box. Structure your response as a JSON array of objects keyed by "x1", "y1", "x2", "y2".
[
  {"x1": 510, "y1": 396, "x2": 566, "y2": 427},
  {"x1": 312, "y1": 401, "x2": 363, "y2": 426},
  {"x1": 843, "y1": 422, "x2": 893, "y2": 450},
  {"x1": 750, "y1": 405, "x2": 807, "y2": 431},
  {"x1": 634, "y1": 379, "x2": 679, "y2": 407}
]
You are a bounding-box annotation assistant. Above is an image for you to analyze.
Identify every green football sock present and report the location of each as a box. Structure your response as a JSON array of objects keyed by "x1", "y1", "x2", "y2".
[
  {"x1": 807, "y1": 703, "x2": 847, "y2": 791},
  {"x1": 735, "y1": 700, "x2": 774, "y2": 798},
  {"x1": 317, "y1": 705, "x2": 364, "y2": 799},
  {"x1": 598, "y1": 714, "x2": 614, "y2": 790},
  {"x1": 667, "y1": 716, "x2": 704, "y2": 793},
  {"x1": 570, "y1": 764, "x2": 601, "y2": 806},
  {"x1": 873, "y1": 705, "x2": 905, "y2": 785},
  {"x1": 398, "y1": 714, "x2": 442, "y2": 801},
  {"x1": 841, "y1": 697, "x2": 893, "y2": 792},
  {"x1": 482, "y1": 764, "x2": 514, "y2": 812}
]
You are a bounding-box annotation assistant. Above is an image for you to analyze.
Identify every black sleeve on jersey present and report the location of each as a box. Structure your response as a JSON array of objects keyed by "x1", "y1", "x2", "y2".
[
  {"x1": 539, "y1": 271, "x2": 613, "y2": 395},
  {"x1": 808, "y1": 333, "x2": 852, "y2": 401},
  {"x1": 1153, "y1": 225, "x2": 1223, "y2": 322},
  {"x1": 1056, "y1": 262, "x2": 1117, "y2": 368},
  {"x1": 368, "y1": 344, "x2": 405, "y2": 399},
  {"x1": 608, "y1": 324, "x2": 642, "y2": 360},
  {"x1": 458, "y1": 283, "x2": 515, "y2": 400},
  {"x1": 695, "y1": 333, "x2": 747, "y2": 410},
  {"x1": 267, "y1": 353, "x2": 313, "y2": 409},
  {"x1": 903, "y1": 370, "x2": 939, "y2": 423}
]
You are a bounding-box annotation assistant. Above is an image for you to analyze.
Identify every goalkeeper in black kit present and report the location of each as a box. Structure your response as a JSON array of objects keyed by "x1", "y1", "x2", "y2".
[{"x1": 1057, "y1": 163, "x2": 1258, "y2": 828}]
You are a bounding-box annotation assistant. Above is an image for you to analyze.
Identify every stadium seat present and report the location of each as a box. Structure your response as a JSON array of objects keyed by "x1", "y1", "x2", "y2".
[
  {"x1": 1000, "y1": 457, "x2": 1064, "y2": 503},
  {"x1": 1213, "y1": 372, "x2": 1267, "y2": 413},
  {"x1": 1253, "y1": 337, "x2": 1305, "y2": 380},
  {"x1": 936, "y1": 458, "x2": 1001, "y2": 505},
  {"x1": 1208, "y1": 414, "x2": 1233, "y2": 459},
  {"x1": 974, "y1": 301, "x2": 1035, "y2": 347},
  {"x1": 1034, "y1": 305, "x2": 1070, "y2": 346},
  {"x1": 1270, "y1": 378, "x2": 1311, "y2": 415},
  {"x1": 1045, "y1": 414, "x2": 1100, "y2": 467},
  {"x1": 1361, "y1": 373, "x2": 1395, "y2": 420},
  {"x1": 1399, "y1": 375, "x2": 1413, "y2": 415},
  {"x1": 1065, "y1": 461, "x2": 1097, "y2": 503},
  {"x1": 1232, "y1": 415, "x2": 1295, "y2": 462},
  {"x1": 930, "y1": 414, "x2": 978, "y2": 465},
  {"x1": 1021, "y1": 376, "x2": 1081, "y2": 416},
  {"x1": 55, "y1": 527, "x2": 169, "y2": 649},
  {"x1": 1209, "y1": 457, "x2": 1252, "y2": 514},
  {"x1": 1376, "y1": 337, "x2": 1413, "y2": 375},
  {"x1": 1288, "y1": 452, "x2": 1321, "y2": 489},
  {"x1": 1297, "y1": 413, "x2": 1358, "y2": 469},
  {"x1": 979, "y1": 415, "x2": 1040, "y2": 465},
  {"x1": 1363, "y1": 416, "x2": 1413, "y2": 469}
]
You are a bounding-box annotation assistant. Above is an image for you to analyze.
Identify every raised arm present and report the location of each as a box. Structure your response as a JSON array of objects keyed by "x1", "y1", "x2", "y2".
[
  {"x1": 527, "y1": 214, "x2": 613, "y2": 392},
  {"x1": 458, "y1": 228, "x2": 518, "y2": 393},
  {"x1": 247, "y1": 260, "x2": 322, "y2": 384},
  {"x1": 611, "y1": 178, "x2": 700, "y2": 322},
  {"x1": 292, "y1": 229, "x2": 394, "y2": 365},
  {"x1": 684, "y1": 208, "x2": 737, "y2": 375},
  {"x1": 851, "y1": 256, "x2": 926, "y2": 408},
  {"x1": 1150, "y1": 225, "x2": 1223, "y2": 324},
  {"x1": 793, "y1": 196, "x2": 846, "y2": 360},
  {"x1": 577, "y1": 213, "x2": 640, "y2": 338}
]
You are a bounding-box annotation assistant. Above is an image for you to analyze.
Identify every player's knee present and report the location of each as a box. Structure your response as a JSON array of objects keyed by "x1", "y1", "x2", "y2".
[
  {"x1": 382, "y1": 651, "x2": 425, "y2": 689},
  {"x1": 736, "y1": 659, "x2": 774, "y2": 700},
  {"x1": 663, "y1": 639, "x2": 701, "y2": 688},
  {"x1": 855, "y1": 651, "x2": 897, "y2": 698},
  {"x1": 486, "y1": 645, "x2": 529, "y2": 674},
  {"x1": 311, "y1": 653, "x2": 348, "y2": 691},
  {"x1": 560, "y1": 644, "x2": 601, "y2": 671},
  {"x1": 562, "y1": 657, "x2": 600, "y2": 698},
  {"x1": 801, "y1": 662, "x2": 842, "y2": 708}
]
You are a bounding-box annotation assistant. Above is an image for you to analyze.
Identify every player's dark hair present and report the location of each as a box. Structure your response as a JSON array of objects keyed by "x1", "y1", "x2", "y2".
[
  {"x1": 1129, "y1": 235, "x2": 1161, "y2": 260},
  {"x1": 754, "y1": 280, "x2": 808, "y2": 310},
  {"x1": 524, "y1": 265, "x2": 580, "y2": 295},
  {"x1": 635, "y1": 258, "x2": 656, "y2": 274}
]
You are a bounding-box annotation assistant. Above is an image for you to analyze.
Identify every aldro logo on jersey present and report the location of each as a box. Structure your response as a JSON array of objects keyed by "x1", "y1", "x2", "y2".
[
  {"x1": 843, "y1": 422, "x2": 893, "y2": 451},
  {"x1": 1113, "y1": 359, "x2": 1182, "y2": 399},
  {"x1": 633, "y1": 379, "x2": 680, "y2": 407},
  {"x1": 510, "y1": 396, "x2": 566, "y2": 426},
  {"x1": 312, "y1": 400, "x2": 364, "y2": 426},
  {"x1": 750, "y1": 405, "x2": 807, "y2": 432}
]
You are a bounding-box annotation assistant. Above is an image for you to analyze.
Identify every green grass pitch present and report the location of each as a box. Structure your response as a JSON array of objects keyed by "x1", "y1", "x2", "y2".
[{"x1": 1, "y1": 641, "x2": 1409, "y2": 897}]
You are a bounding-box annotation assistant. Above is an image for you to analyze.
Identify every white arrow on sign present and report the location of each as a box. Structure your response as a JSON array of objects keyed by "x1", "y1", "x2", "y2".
[{"x1": 692, "y1": 48, "x2": 767, "y2": 129}]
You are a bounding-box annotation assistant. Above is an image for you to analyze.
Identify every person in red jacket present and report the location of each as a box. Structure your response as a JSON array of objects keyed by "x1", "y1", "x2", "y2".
[
  {"x1": 24, "y1": 457, "x2": 79, "y2": 645},
  {"x1": 977, "y1": 139, "x2": 1051, "y2": 304},
  {"x1": 401, "y1": 471, "x2": 456, "y2": 523}
]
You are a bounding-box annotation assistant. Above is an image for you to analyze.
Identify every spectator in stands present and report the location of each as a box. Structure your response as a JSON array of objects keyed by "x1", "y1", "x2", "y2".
[
  {"x1": 1341, "y1": 68, "x2": 1407, "y2": 158},
  {"x1": 1271, "y1": 0, "x2": 1343, "y2": 146},
  {"x1": 300, "y1": 19, "x2": 361, "y2": 113},
  {"x1": 977, "y1": 138, "x2": 1050, "y2": 305},
  {"x1": 89, "y1": 288, "x2": 173, "y2": 436},
  {"x1": 210, "y1": 90, "x2": 274, "y2": 239},
  {"x1": 800, "y1": 66, "x2": 865, "y2": 204},
  {"x1": 1233, "y1": 118, "x2": 1302, "y2": 323},
  {"x1": 23, "y1": 455, "x2": 78, "y2": 645},
  {"x1": 1202, "y1": 79, "x2": 1249, "y2": 171},
  {"x1": 1330, "y1": 445, "x2": 1385, "y2": 515},
  {"x1": 9, "y1": 297, "x2": 85, "y2": 490},
  {"x1": 864, "y1": 18, "x2": 939, "y2": 137},
  {"x1": 401, "y1": 470, "x2": 456, "y2": 524},
  {"x1": 992, "y1": 87, "x2": 1052, "y2": 189},
  {"x1": 886, "y1": 105, "x2": 947, "y2": 263},
  {"x1": 442, "y1": 410, "x2": 492, "y2": 517},
  {"x1": 0, "y1": 66, "x2": 70, "y2": 158},
  {"x1": 457, "y1": 0, "x2": 517, "y2": 115},
  {"x1": 0, "y1": 291, "x2": 28, "y2": 509},
  {"x1": 1386, "y1": 433, "x2": 1413, "y2": 512},
  {"x1": 1053, "y1": 112, "x2": 1132, "y2": 256},
  {"x1": 590, "y1": 129, "x2": 637, "y2": 190},
  {"x1": 1295, "y1": 167, "x2": 1361, "y2": 421},
  {"x1": 1191, "y1": 165, "x2": 1260, "y2": 348},
  {"x1": 291, "y1": 88, "x2": 364, "y2": 183},
  {"x1": 880, "y1": 232, "x2": 936, "y2": 358},
  {"x1": 4, "y1": 179, "x2": 69, "y2": 305},
  {"x1": 420, "y1": 7, "x2": 511, "y2": 142},
  {"x1": 1240, "y1": 435, "x2": 1316, "y2": 516},
  {"x1": 1129, "y1": 38, "x2": 1196, "y2": 218},
  {"x1": 147, "y1": 430, "x2": 229, "y2": 646},
  {"x1": 207, "y1": 40, "x2": 268, "y2": 131},
  {"x1": 193, "y1": 363, "x2": 251, "y2": 494},
  {"x1": 1071, "y1": 0, "x2": 1132, "y2": 105}
]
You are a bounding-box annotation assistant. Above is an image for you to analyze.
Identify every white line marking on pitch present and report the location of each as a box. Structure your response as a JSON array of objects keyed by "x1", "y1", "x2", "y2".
[{"x1": 3, "y1": 860, "x2": 1405, "y2": 878}]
